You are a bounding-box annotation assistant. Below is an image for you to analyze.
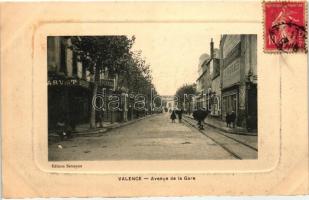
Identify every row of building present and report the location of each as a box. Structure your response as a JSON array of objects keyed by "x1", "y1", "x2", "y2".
[
  {"x1": 47, "y1": 37, "x2": 147, "y2": 131},
  {"x1": 193, "y1": 35, "x2": 257, "y2": 131}
]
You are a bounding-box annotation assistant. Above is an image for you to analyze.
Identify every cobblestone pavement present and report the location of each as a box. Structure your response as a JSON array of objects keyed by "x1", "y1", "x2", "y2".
[{"x1": 48, "y1": 113, "x2": 255, "y2": 161}]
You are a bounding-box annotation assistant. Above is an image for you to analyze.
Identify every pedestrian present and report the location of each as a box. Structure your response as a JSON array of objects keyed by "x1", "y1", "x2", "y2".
[
  {"x1": 56, "y1": 116, "x2": 72, "y2": 140},
  {"x1": 177, "y1": 108, "x2": 183, "y2": 123},
  {"x1": 230, "y1": 111, "x2": 236, "y2": 128},
  {"x1": 226, "y1": 112, "x2": 231, "y2": 127},
  {"x1": 226, "y1": 111, "x2": 236, "y2": 128},
  {"x1": 96, "y1": 110, "x2": 103, "y2": 128},
  {"x1": 193, "y1": 108, "x2": 208, "y2": 130},
  {"x1": 170, "y1": 110, "x2": 176, "y2": 123}
]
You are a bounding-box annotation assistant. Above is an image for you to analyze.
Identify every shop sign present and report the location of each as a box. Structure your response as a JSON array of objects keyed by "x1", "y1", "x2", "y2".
[
  {"x1": 48, "y1": 78, "x2": 90, "y2": 88},
  {"x1": 100, "y1": 79, "x2": 115, "y2": 88},
  {"x1": 79, "y1": 80, "x2": 90, "y2": 88},
  {"x1": 223, "y1": 58, "x2": 240, "y2": 88}
]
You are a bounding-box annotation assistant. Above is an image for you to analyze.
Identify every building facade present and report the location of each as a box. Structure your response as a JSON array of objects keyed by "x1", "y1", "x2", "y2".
[
  {"x1": 210, "y1": 57, "x2": 221, "y2": 117},
  {"x1": 48, "y1": 36, "x2": 151, "y2": 132},
  {"x1": 48, "y1": 36, "x2": 92, "y2": 131},
  {"x1": 220, "y1": 35, "x2": 257, "y2": 130},
  {"x1": 195, "y1": 39, "x2": 220, "y2": 116},
  {"x1": 194, "y1": 35, "x2": 257, "y2": 131}
]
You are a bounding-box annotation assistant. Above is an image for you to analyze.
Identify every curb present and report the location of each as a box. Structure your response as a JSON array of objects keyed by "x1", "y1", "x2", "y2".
[
  {"x1": 77, "y1": 114, "x2": 157, "y2": 136},
  {"x1": 48, "y1": 114, "x2": 157, "y2": 143},
  {"x1": 183, "y1": 115, "x2": 257, "y2": 136}
]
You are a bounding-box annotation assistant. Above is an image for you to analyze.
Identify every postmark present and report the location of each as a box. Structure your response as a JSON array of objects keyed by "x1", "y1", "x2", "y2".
[{"x1": 264, "y1": 1, "x2": 307, "y2": 53}]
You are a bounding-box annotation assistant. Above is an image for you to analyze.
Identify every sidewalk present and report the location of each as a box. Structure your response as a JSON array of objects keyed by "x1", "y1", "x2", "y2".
[
  {"x1": 48, "y1": 114, "x2": 155, "y2": 144},
  {"x1": 184, "y1": 114, "x2": 257, "y2": 136}
]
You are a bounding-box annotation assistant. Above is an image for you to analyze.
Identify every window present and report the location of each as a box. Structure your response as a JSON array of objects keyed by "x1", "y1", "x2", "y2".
[{"x1": 60, "y1": 40, "x2": 67, "y2": 74}]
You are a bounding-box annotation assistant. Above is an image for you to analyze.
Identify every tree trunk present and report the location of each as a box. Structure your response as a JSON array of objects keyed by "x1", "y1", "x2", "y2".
[
  {"x1": 90, "y1": 83, "x2": 97, "y2": 128},
  {"x1": 90, "y1": 65, "x2": 99, "y2": 128}
]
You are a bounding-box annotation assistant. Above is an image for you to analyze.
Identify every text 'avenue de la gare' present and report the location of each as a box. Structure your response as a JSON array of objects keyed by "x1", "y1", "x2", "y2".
[{"x1": 118, "y1": 176, "x2": 196, "y2": 182}]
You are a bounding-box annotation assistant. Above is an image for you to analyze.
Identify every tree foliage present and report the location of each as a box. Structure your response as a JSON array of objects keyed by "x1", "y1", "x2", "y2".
[
  {"x1": 175, "y1": 83, "x2": 197, "y2": 105},
  {"x1": 70, "y1": 36, "x2": 155, "y2": 95},
  {"x1": 70, "y1": 36, "x2": 134, "y2": 75},
  {"x1": 69, "y1": 36, "x2": 158, "y2": 127}
]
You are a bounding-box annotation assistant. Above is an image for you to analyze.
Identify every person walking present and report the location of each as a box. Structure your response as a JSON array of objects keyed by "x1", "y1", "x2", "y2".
[
  {"x1": 95, "y1": 110, "x2": 103, "y2": 128},
  {"x1": 193, "y1": 108, "x2": 208, "y2": 130},
  {"x1": 177, "y1": 108, "x2": 183, "y2": 123},
  {"x1": 230, "y1": 111, "x2": 236, "y2": 128},
  {"x1": 226, "y1": 110, "x2": 236, "y2": 128},
  {"x1": 170, "y1": 110, "x2": 176, "y2": 123},
  {"x1": 226, "y1": 112, "x2": 231, "y2": 127}
]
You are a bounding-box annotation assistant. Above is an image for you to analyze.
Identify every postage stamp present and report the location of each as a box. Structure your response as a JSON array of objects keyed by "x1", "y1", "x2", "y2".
[{"x1": 264, "y1": 1, "x2": 307, "y2": 53}]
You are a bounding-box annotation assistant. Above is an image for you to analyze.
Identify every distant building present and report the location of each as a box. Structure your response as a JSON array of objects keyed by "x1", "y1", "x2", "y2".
[
  {"x1": 195, "y1": 39, "x2": 220, "y2": 115},
  {"x1": 161, "y1": 95, "x2": 176, "y2": 110}
]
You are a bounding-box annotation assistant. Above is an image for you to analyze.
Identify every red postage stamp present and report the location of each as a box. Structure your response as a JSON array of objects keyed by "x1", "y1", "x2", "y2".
[{"x1": 264, "y1": 1, "x2": 307, "y2": 53}]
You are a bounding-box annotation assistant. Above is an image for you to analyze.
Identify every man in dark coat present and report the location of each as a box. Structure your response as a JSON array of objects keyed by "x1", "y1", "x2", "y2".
[
  {"x1": 96, "y1": 110, "x2": 103, "y2": 128},
  {"x1": 226, "y1": 112, "x2": 231, "y2": 127},
  {"x1": 226, "y1": 111, "x2": 236, "y2": 128},
  {"x1": 193, "y1": 108, "x2": 208, "y2": 130},
  {"x1": 170, "y1": 110, "x2": 176, "y2": 123},
  {"x1": 230, "y1": 111, "x2": 236, "y2": 128},
  {"x1": 176, "y1": 108, "x2": 184, "y2": 123}
]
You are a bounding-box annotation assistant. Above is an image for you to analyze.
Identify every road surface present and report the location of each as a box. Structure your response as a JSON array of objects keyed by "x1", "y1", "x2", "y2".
[{"x1": 49, "y1": 113, "x2": 248, "y2": 160}]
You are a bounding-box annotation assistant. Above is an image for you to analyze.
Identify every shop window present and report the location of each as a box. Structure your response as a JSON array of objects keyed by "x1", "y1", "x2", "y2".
[{"x1": 223, "y1": 93, "x2": 238, "y2": 117}]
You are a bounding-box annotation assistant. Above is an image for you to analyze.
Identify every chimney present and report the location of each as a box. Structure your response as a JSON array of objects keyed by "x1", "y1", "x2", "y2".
[{"x1": 210, "y1": 38, "x2": 214, "y2": 59}]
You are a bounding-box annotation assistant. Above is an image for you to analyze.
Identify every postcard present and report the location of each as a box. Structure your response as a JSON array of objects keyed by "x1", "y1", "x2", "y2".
[{"x1": 1, "y1": 0, "x2": 308, "y2": 197}]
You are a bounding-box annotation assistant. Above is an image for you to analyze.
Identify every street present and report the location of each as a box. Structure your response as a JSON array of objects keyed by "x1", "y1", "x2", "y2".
[
  {"x1": 47, "y1": 35, "x2": 258, "y2": 162},
  {"x1": 49, "y1": 113, "x2": 257, "y2": 161}
]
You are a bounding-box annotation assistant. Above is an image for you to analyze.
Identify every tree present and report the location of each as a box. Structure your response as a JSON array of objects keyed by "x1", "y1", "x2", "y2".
[
  {"x1": 175, "y1": 83, "x2": 196, "y2": 114},
  {"x1": 70, "y1": 36, "x2": 135, "y2": 128},
  {"x1": 70, "y1": 36, "x2": 159, "y2": 127}
]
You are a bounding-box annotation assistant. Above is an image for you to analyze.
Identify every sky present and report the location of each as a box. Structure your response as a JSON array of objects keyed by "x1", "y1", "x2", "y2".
[{"x1": 131, "y1": 24, "x2": 220, "y2": 96}]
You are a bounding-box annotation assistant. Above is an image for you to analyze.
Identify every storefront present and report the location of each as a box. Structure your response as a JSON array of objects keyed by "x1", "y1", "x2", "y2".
[
  {"x1": 48, "y1": 76, "x2": 92, "y2": 131},
  {"x1": 246, "y1": 82, "x2": 257, "y2": 130},
  {"x1": 222, "y1": 87, "x2": 238, "y2": 119},
  {"x1": 221, "y1": 56, "x2": 241, "y2": 122},
  {"x1": 194, "y1": 92, "x2": 206, "y2": 110},
  {"x1": 220, "y1": 35, "x2": 257, "y2": 131},
  {"x1": 98, "y1": 78, "x2": 130, "y2": 123},
  {"x1": 210, "y1": 93, "x2": 221, "y2": 117}
]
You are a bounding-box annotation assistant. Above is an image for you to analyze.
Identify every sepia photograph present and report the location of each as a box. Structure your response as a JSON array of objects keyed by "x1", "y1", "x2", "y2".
[
  {"x1": 3, "y1": 1, "x2": 309, "y2": 197},
  {"x1": 47, "y1": 34, "x2": 258, "y2": 161}
]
